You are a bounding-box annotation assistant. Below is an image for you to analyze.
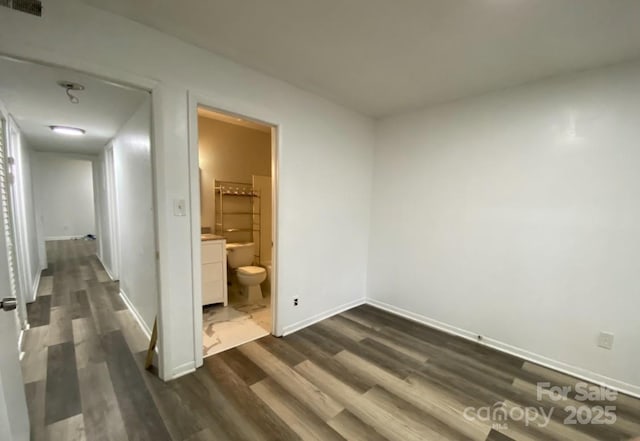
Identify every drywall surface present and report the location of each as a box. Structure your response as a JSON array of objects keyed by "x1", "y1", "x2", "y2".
[
  {"x1": 369, "y1": 62, "x2": 640, "y2": 393},
  {"x1": 93, "y1": 148, "x2": 117, "y2": 280},
  {"x1": 112, "y1": 97, "x2": 157, "y2": 332},
  {"x1": 0, "y1": 0, "x2": 374, "y2": 377},
  {"x1": 253, "y1": 175, "x2": 272, "y2": 266},
  {"x1": 198, "y1": 116, "x2": 271, "y2": 230},
  {"x1": 32, "y1": 153, "x2": 95, "y2": 240}
]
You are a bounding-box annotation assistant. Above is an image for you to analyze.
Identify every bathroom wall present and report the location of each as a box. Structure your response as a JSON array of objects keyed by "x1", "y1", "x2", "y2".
[
  {"x1": 32, "y1": 153, "x2": 95, "y2": 240},
  {"x1": 0, "y1": 0, "x2": 374, "y2": 377},
  {"x1": 253, "y1": 175, "x2": 272, "y2": 266},
  {"x1": 368, "y1": 61, "x2": 640, "y2": 395},
  {"x1": 198, "y1": 116, "x2": 271, "y2": 232}
]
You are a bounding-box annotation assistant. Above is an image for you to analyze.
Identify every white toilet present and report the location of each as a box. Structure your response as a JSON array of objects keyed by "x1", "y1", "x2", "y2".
[{"x1": 226, "y1": 242, "x2": 266, "y2": 303}]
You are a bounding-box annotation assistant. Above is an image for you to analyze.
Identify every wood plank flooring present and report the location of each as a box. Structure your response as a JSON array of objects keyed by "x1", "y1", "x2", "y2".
[{"x1": 22, "y1": 240, "x2": 640, "y2": 440}]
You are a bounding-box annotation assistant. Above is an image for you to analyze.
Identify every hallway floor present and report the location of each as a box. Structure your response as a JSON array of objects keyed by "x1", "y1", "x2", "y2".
[
  {"x1": 22, "y1": 240, "x2": 640, "y2": 441},
  {"x1": 22, "y1": 240, "x2": 171, "y2": 441}
]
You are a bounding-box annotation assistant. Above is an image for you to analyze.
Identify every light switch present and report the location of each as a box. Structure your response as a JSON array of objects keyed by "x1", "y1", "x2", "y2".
[{"x1": 173, "y1": 199, "x2": 186, "y2": 216}]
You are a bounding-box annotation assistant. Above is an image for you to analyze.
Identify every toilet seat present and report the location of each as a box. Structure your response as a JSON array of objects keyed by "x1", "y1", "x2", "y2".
[{"x1": 237, "y1": 266, "x2": 266, "y2": 276}]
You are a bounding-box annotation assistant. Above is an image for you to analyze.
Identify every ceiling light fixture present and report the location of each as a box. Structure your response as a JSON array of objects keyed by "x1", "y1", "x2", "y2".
[
  {"x1": 49, "y1": 126, "x2": 86, "y2": 136},
  {"x1": 57, "y1": 81, "x2": 85, "y2": 104}
]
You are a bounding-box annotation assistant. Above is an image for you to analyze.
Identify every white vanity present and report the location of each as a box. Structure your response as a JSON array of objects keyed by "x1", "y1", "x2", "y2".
[{"x1": 201, "y1": 234, "x2": 228, "y2": 306}]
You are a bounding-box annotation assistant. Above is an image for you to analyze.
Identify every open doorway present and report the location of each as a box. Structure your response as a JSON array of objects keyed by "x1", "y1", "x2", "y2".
[
  {"x1": 189, "y1": 102, "x2": 278, "y2": 360},
  {"x1": 0, "y1": 53, "x2": 162, "y2": 393}
]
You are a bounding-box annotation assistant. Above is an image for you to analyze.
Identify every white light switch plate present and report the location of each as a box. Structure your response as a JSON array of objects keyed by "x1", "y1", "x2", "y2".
[{"x1": 173, "y1": 199, "x2": 186, "y2": 216}]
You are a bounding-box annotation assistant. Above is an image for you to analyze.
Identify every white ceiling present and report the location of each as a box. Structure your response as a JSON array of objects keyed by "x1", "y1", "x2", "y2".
[
  {"x1": 83, "y1": 0, "x2": 640, "y2": 117},
  {"x1": 0, "y1": 56, "x2": 148, "y2": 154}
]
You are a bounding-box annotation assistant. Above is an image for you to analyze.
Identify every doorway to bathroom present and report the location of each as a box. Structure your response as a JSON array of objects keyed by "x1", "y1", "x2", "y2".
[{"x1": 188, "y1": 98, "x2": 278, "y2": 364}]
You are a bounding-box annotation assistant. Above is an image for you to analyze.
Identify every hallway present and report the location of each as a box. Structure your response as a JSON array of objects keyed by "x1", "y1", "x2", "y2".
[{"x1": 21, "y1": 240, "x2": 171, "y2": 441}]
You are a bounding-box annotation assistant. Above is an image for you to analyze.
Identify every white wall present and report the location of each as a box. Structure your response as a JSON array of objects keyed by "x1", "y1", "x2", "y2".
[
  {"x1": 93, "y1": 150, "x2": 115, "y2": 278},
  {"x1": 198, "y1": 116, "x2": 271, "y2": 232},
  {"x1": 32, "y1": 153, "x2": 95, "y2": 240},
  {"x1": 111, "y1": 96, "x2": 157, "y2": 333},
  {"x1": 0, "y1": 0, "x2": 374, "y2": 378},
  {"x1": 369, "y1": 62, "x2": 640, "y2": 395}
]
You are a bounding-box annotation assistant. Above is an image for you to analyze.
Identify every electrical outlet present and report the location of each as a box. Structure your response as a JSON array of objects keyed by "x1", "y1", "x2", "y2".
[
  {"x1": 597, "y1": 331, "x2": 614, "y2": 350},
  {"x1": 293, "y1": 297, "x2": 299, "y2": 306}
]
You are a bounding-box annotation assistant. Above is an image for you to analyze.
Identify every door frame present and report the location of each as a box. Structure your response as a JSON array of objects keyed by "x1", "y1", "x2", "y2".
[
  {"x1": 102, "y1": 144, "x2": 120, "y2": 279},
  {"x1": 0, "y1": 52, "x2": 169, "y2": 378},
  {"x1": 5, "y1": 120, "x2": 35, "y2": 315},
  {"x1": 187, "y1": 91, "x2": 281, "y2": 368},
  {"x1": 0, "y1": 111, "x2": 27, "y2": 332}
]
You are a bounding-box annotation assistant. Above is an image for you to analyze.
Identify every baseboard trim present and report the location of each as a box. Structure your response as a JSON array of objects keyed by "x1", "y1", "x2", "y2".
[
  {"x1": 103, "y1": 265, "x2": 116, "y2": 281},
  {"x1": 119, "y1": 289, "x2": 152, "y2": 341},
  {"x1": 96, "y1": 253, "x2": 116, "y2": 281},
  {"x1": 281, "y1": 297, "x2": 366, "y2": 336},
  {"x1": 366, "y1": 298, "x2": 640, "y2": 399},
  {"x1": 18, "y1": 327, "x2": 26, "y2": 354},
  {"x1": 169, "y1": 362, "x2": 196, "y2": 380},
  {"x1": 45, "y1": 235, "x2": 85, "y2": 241},
  {"x1": 29, "y1": 266, "x2": 44, "y2": 303}
]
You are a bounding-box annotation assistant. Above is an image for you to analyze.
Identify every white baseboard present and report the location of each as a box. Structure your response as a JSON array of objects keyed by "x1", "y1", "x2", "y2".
[
  {"x1": 118, "y1": 289, "x2": 152, "y2": 341},
  {"x1": 367, "y1": 298, "x2": 640, "y2": 399},
  {"x1": 29, "y1": 266, "x2": 44, "y2": 303},
  {"x1": 281, "y1": 297, "x2": 366, "y2": 336},
  {"x1": 169, "y1": 361, "x2": 196, "y2": 380},
  {"x1": 18, "y1": 327, "x2": 26, "y2": 353},
  {"x1": 103, "y1": 265, "x2": 116, "y2": 281},
  {"x1": 95, "y1": 253, "x2": 116, "y2": 281},
  {"x1": 45, "y1": 235, "x2": 85, "y2": 241}
]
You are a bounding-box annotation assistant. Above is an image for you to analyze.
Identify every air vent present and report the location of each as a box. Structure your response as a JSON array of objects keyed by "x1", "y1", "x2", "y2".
[{"x1": 0, "y1": 0, "x2": 42, "y2": 17}]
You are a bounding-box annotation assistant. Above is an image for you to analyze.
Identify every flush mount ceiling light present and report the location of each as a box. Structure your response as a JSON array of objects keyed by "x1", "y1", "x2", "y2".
[
  {"x1": 49, "y1": 125, "x2": 86, "y2": 136},
  {"x1": 57, "y1": 81, "x2": 85, "y2": 104}
]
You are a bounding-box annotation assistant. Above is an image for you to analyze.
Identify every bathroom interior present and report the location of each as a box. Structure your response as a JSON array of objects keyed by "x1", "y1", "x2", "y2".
[{"x1": 198, "y1": 106, "x2": 274, "y2": 357}]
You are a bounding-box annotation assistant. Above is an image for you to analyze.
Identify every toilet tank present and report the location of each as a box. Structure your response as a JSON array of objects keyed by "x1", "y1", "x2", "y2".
[{"x1": 226, "y1": 242, "x2": 255, "y2": 268}]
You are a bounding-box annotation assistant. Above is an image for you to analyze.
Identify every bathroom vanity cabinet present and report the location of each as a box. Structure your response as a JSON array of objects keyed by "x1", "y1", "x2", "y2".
[{"x1": 201, "y1": 236, "x2": 228, "y2": 306}]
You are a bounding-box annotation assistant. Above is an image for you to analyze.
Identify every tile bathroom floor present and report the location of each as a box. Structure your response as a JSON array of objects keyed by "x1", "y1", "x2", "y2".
[{"x1": 202, "y1": 288, "x2": 272, "y2": 357}]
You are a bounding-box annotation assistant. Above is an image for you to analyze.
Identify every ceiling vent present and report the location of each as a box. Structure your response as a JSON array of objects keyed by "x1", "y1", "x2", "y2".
[{"x1": 0, "y1": 0, "x2": 42, "y2": 17}]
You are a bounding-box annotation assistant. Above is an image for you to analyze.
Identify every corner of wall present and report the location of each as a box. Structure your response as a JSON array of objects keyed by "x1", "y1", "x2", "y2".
[
  {"x1": 281, "y1": 297, "x2": 366, "y2": 336},
  {"x1": 366, "y1": 298, "x2": 640, "y2": 399},
  {"x1": 118, "y1": 288, "x2": 152, "y2": 340}
]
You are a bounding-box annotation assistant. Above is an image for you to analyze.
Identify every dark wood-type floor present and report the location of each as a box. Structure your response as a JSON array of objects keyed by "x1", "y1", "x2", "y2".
[{"x1": 22, "y1": 240, "x2": 640, "y2": 440}]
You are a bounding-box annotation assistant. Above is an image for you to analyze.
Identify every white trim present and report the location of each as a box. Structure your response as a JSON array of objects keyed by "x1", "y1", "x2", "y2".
[
  {"x1": 366, "y1": 298, "x2": 640, "y2": 399},
  {"x1": 186, "y1": 93, "x2": 202, "y2": 369},
  {"x1": 0, "y1": 52, "x2": 170, "y2": 381},
  {"x1": 17, "y1": 327, "x2": 26, "y2": 353},
  {"x1": 29, "y1": 266, "x2": 43, "y2": 303},
  {"x1": 95, "y1": 253, "x2": 116, "y2": 282},
  {"x1": 44, "y1": 235, "x2": 86, "y2": 241},
  {"x1": 270, "y1": 127, "x2": 280, "y2": 337},
  {"x1": 102, "y1": 264, "x2": 116, "y2": 282},
  {"x1": 282, "y1": 297, "x2": 367, "y2": 336},
  {"x1": 169, "y1": 361, "x2": 196, "y2": 380},
  {"x1": 187, "y1": 91, "x2": 282, "y2": 367},
  {"x1": 118, "y1": 289, "x2": 152, "y2": 340}
]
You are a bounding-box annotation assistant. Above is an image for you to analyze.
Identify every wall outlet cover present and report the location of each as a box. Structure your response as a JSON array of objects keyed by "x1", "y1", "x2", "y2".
[{"x1": 597, "y1": 331, "x2": 614, "y2": 350}]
